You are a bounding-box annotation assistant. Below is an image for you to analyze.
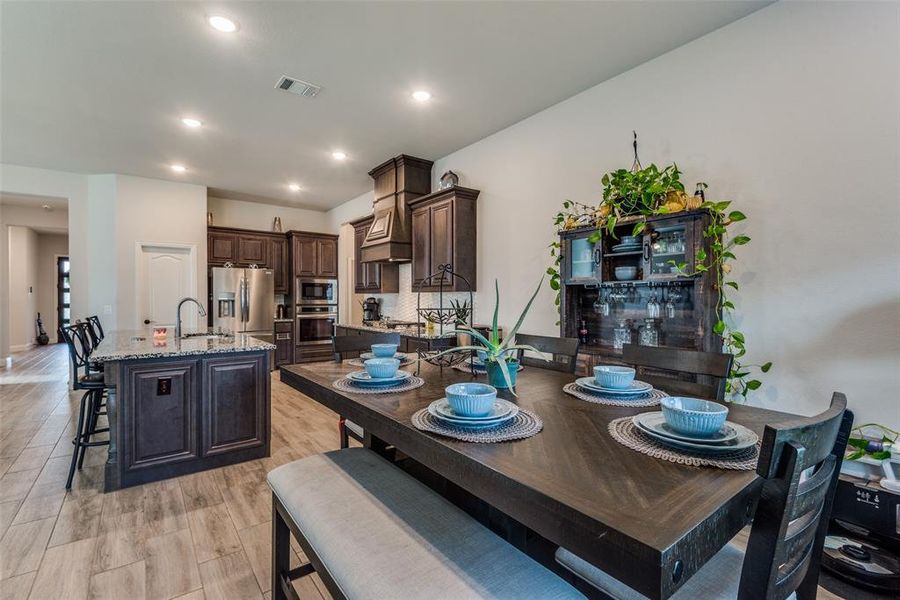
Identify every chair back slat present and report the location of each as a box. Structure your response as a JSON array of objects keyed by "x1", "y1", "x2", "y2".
[
  {"x1": 737, "y1": 392, "x2": 852, "y2": 600},
  {"x1": 514, "y1": 334, "x2": 580, "y2": 374},
  {"x1": 85, "y1": 315, "x2": 104, "y2": 345},
  {"x1": 332, "y1": 332, "x2": 401, "y2": 362},
  {"x1": 59, "y1": 322, "x2": 93, "y2": 382},
  {"x1": 622, "y1": 344, "x2": 733, "y2": 400}
]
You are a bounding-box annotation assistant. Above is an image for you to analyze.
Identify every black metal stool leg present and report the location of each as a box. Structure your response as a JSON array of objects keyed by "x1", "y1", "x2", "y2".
[{"x1": 66, "y1": 390, "x2": 90, "y2": 489}]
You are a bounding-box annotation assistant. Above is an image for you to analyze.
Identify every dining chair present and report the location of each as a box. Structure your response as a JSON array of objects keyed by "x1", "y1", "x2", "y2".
[
  {"x1": 556, "y1": 392, "x2": 853, "y2": 600},
  {"x1": 515, "y1": 333, "x2": 580, "y2": 373},
  {"x1": 332, "y1": 331, "x2": 402, "y2": 448},
  {"x1": 622, "y1": 344, "x2": 733, "y2": 401}
]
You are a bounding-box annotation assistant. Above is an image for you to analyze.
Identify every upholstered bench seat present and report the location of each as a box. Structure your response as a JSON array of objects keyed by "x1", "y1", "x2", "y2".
[{"x1": 267, "y1": 448, "x2": 583, "y2": 600}]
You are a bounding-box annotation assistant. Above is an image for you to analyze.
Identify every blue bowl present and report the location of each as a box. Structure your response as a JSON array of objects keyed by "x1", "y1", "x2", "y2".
[
  {"x1": 371, "y1": 343, "x2": 398, "y2": 358},
  {"x1": 593, "y1": 365, "x2": 635, "y2": 389},
  {"x1": 661, "y1": 397, "x2": 729, "y2": 437},
  {"x1": 364, "y1": 358, "x2": 400, "y2": 379},
  {"x1": 445, "y1": 383, "x2": 497, "y2": 417}
]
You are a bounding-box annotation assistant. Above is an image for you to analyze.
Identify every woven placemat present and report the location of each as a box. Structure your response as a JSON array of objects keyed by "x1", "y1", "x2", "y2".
[
  {"x1": 563, "y1": 382, "x2": 666, "y2": 407},
  {"x1": 411, "y1": 407, "x2": 543, "y2": 443},
  {"x1": 332, "y1": 375, "x2": 425, "y2": 395},
  {"x1": 346, "y1": 353, "x2": 416, "y2": 368},
  {"x1": 608, "y1": 417, "x2": 759, "y2": 470}
]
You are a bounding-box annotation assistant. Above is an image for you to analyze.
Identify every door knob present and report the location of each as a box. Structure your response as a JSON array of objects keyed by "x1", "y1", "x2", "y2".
[{"x1": 144, "y1": 319, "x2": 152, "y2": 324}]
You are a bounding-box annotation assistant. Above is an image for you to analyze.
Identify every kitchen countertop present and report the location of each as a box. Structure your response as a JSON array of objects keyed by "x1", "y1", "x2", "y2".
[
  {"x1": 339, "y1": 322, "x2": 458, "y2": 340},
  {"x1": 91, "y1": 329, "x2": 276, "y2": 362},
  {"x1": 273, "y1": 318, "x2": 293, "y2": 323}
]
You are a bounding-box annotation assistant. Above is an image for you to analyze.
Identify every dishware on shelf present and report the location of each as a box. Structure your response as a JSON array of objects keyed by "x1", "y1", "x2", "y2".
[
  {"x1": 611, "y1": 243, "x2": 642, "y2": 253},
  {"x1": 660, "y1": 397, "x2": 729, "y2": 437},
  {"x1": 575, "y1": 377, "x2": 652, "y2": 397},
  {"x1": 632, "y1": 412, "x2": 758, "y2": 453},
  {"x1": 371, "y1": 343, "x2": 398, "y2": 358},
  {"x1": 632, "y1": 412, "x2": 738, "y2": 444},
  {"x1": 615, "y1": 266, "x2": 638, "y2": 281},
  {"x1": 427, "y1": 398, "x2": 518, "y2": 429},
  {"x1": 364, "y1": 358, "x2": 401, "y2": 379},
  {"x1": 620, "y1": 235, "x2": 641, "y2": 246},
  {"x1": 347, "y1": 369, "x2": 411, "y2": 386},
  {"x1": 445, "y1": 383, "x2": 498, "y2": 417},
  {"x1": 593, "y1": 365, "x2": 635, "y2": 389}
]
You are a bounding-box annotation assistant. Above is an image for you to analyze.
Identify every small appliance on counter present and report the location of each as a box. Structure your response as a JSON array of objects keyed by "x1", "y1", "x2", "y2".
[{"x1": 362, "y1": 297, "x2": 381, "y2": 322}]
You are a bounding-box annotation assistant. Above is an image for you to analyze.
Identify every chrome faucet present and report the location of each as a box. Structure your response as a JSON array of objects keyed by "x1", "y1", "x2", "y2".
[{"x1": 175, "y1": 297, "x2": 207, "y2": 338}]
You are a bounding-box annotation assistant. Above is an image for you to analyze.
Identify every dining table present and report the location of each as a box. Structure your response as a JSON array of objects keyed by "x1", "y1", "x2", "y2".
[{"x1": 280, "y1": 361, "x2": 795, "y2": 600}]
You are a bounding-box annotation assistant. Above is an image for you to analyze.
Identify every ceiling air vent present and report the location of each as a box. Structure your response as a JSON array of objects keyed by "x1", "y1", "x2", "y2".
[{"x1": 275, "y1": 75, "x2": 321, "y2": 98}]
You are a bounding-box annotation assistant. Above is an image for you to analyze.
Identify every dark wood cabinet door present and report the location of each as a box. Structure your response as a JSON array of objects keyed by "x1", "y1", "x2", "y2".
[
  {"x1": 429, "y1": 200, "x2": 454, "y2": 286},
  {"x1": 237, "y1": 235, "x2": 268, "y2": 266},
  {"x1": 317, "y1": 238, "x2": 337, "y2": 277},
  {"x1": 201, "y1": 354, "x2": 268, "y2": 456},
  {"x1": 208, "y1": 233, "x2": 237, "y2": 264},
  {"x1": 295, "y1": 237, "x2": 318, "y2": 276},
  {"x1": 270, "y1": 237, "x2": 289, "y2": 293},
  {"x1": 123, "y1": 360, "x2": 200, "y2": 471},
  {"x1": 411, "y1": 208, "x2": 431, "y2": 288},
  {"x1": 353, "y1": 225, "x2": 369, "y2": 292},
  {"x1": 275, "y1": 339, "x2": 292, "y2": 366}
]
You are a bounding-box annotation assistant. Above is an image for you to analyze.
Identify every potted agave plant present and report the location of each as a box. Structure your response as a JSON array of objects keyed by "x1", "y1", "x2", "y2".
[{"x1": 433, "y1": 278, "x2": 547, "y2": 392}]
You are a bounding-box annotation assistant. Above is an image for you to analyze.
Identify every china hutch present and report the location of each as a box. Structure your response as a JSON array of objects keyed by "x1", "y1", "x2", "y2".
[{"x1": 559, "y1": 210, "x2": 721, "y2": 377}]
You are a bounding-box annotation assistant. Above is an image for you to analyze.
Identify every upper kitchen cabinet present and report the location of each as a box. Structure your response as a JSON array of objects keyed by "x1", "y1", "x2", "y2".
[
  {"x1": 207, "y1": 226, "x2": 288, "y2": 293},
  {"x1": 269, "y1": 236, "x2": 289, "y2": 294},
  {"x1": 208, "y1": 230, "x2": 238, "y2": 264},
  {"x1": 290, "y1": 232, "x2": 339, "y2": 278},
  {"x1": 408, "y1": 186, "x2": 479, "y2": 291},
  {"x1": 351, "y1": 216, "x2": 399, "y2": 293}
]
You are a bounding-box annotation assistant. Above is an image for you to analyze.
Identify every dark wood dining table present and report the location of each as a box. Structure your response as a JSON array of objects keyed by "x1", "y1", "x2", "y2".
[{"x1": 281, "y1": 361, "x2": 795, "y2": 600}]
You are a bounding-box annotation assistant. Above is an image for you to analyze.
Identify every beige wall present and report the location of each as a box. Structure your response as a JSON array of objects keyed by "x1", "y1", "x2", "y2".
[
  {"x1": 327, "y1": 2, "x2": 900, "y2": 428},
  {"x1": 7, "y1": 226, "x2": 39, "y2": 349},
  {"x1": 36, "y1": 233, "x2": 68, "y2": 341},
  {"x1": 208, "y1": 196, "x2": 330, "y2": 233}
]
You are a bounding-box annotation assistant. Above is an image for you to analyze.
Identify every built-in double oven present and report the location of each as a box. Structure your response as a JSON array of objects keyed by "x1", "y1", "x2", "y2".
[{"x1": 296, "y1": 278, "x2": 338, "y2": 346}]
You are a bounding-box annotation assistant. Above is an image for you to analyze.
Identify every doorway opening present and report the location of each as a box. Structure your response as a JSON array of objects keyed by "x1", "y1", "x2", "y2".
[{"x1": 57, "y1": 256, "x2": 70, "y2": 341}]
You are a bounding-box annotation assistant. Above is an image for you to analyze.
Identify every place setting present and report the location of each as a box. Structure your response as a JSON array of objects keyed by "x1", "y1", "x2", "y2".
[
  {"x1": 411, "y1": 382, "x2": 543, "y2": 443},
  {"x1": 346, "y1": 342, "x2": 416, "y2": 367},
  {"x1": 609, "y1": 396, "x2": 761, "y2": 470},
  {"x1": 563, "y1": 365, "x2": 668, "y2": 407},
  {"x1": 333, "y1": 343, "x2": 424, "y2": 394}
]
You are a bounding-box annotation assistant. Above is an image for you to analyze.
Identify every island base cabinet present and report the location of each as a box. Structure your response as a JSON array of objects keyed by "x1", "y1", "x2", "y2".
[
  {"x1": 107, "y1": 351, "x2": 270, "y2": 491},
  {"x1": 202, "y1": 354, "x2": 268, "y2": 456}
]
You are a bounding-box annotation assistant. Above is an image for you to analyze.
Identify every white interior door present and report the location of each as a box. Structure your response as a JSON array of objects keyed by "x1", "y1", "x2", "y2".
[{"x1": 137, "y1": 244, "x2": 195, "y2": 329}]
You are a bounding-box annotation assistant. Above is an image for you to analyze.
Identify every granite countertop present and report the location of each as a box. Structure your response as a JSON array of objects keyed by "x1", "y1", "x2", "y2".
[
  {"x1": 91, "y1": 329, "x2": 276, "y2": 362},
  {"x1": 340, "y1": 322, "x2": 468, "y2": 340}
]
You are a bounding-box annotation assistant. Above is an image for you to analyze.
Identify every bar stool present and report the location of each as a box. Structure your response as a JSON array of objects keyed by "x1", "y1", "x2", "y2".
[{"x1": 59, "y1": 323, "x2": 109, "y2": 489}]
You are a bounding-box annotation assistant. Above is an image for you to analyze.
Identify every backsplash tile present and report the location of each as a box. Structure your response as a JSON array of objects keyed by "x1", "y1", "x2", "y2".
[{"x1": 362, "y1": 264, "x2": 478, "y2": 324}]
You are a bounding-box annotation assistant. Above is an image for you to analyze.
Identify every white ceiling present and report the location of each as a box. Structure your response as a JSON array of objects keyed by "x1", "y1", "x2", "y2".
[{"x1": 1, "y1": 1, "x2": 769, "y2": 210}]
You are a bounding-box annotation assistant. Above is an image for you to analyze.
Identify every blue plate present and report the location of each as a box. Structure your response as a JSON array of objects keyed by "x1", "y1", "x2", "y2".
[
  {"x1": 347, "y1": 370, "x2": 411, "y2": 386},
  {"x1": 433, "y1": 398, "x2": 517, "y2": 422},
  {"x1": 575, "y1": 377, "x2": 652, "y2": 396},
  {"x1": 632, "y1": 412, "x2": 737, "y2": 444},
  {"x1": 427, "y1": 399, "x2": 517, "y2": 428},
  {"x1": 633, "y1": 413, "x2": 758, "y2": 453},
  {"x1": 360, "y1": 351, "x2": 412, "y2": 363}
]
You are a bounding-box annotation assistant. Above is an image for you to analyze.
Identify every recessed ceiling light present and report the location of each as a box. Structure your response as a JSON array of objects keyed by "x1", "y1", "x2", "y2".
[
  {"x1": 411, "y1": 90, "x2": 432, "y2": 102},
  {"x1": 208, "y1": 15, "x2": 238, "y2": 33},
  {"x1": 288, "y1": 183, "x2": 301, "y2": 192},
  {"x1": 332, "y1": 151, "x2": 347, "y2": 161},
  {"x1": 171, "y1": 164, "x2": 187, "y2": 173},
  {"x1": 181, "y1": 117, "x2": 202, "y2": 128}
]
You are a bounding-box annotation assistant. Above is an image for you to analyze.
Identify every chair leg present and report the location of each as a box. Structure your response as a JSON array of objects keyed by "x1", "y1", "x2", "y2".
[
  {"x1": 66, "y1": 391, "x2": 90, "y2": 489},
  {"x1": 77, "y1": 390, "x2": 99, "y2": 470},
  {"x1": 338, "y1": 417, "x2": 349, "y2": 449},
  {"x1": 272, "y1": 498, "x2": 292, "y2": 600}
]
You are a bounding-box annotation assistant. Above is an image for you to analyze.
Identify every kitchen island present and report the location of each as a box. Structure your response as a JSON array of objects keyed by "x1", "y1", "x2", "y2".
[{"x1": 91, "y1": 330, "x2": 275, "y2": 491}]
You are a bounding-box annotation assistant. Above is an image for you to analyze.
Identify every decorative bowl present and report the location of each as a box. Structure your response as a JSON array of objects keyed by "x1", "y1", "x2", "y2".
[
  {"x1": 371, "y1": 343, "x2": 398, "y2": 358},
  {"x1": 445, "y1": 383, "x2": 498, "y2": 417},
  {"x1": 660, "y1": 397, "x2": 729, "y2": 437},
  {"x1": 364, "y1": 358, "x2": 401, "y2": 379},
  {"x1": 620, "y1": 235, "x2": 641, "y2": 246},
  {"x1": 615, "y1": 266, "x2": 638, "y2": 281},
  {"x1": 593, "y1": 365, "x2": 636, "y2": 389}
]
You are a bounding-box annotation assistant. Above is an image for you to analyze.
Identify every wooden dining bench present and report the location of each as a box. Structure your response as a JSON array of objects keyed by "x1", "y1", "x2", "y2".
[{"x1": 267, "y1": 448, "x2": 584, "y2": 600}]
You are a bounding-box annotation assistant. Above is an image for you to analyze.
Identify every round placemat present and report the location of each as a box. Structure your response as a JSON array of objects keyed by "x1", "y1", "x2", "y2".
[
  {"x1": 563, "y1": 382, "x2": 666, "y2": 407},
  {"x1": 346, "y1": 353, "x2": 416, "y2": 368},
  {"x1": 411, "y1": 407, "x2": 543, "y2": 443},
  {"x1": 608, "y1": 417, "x2": 759, "y2": 470},
  {"x1": 332, "y1": 375, "x2": 425, "y2": 395}
]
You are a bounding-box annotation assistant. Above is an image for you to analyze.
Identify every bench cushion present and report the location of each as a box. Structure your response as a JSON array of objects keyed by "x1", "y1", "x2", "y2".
[
  {"x1": 555, "y1": 545, "x2": 796, "y2": 600},
  {"x1": 268, "y1": 448, "x2": 583, "y2": 600}
]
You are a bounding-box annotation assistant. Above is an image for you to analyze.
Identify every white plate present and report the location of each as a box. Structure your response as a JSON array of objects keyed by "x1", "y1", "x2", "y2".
[
  {"x1": 575, "y1": 377, "x2": 653, "y2": 396},
  {"x1": 427, "y1": 399, "x2": 518, "y2": 428},
  {"x1": 433, "y1": 398, "x2": 517, "y2": 422},
  {"x1": 634, "y1": 417, "x2": 759, "y2": 453},
  {"x1": 347, "y1": 370, "x2": 411, "y2": 386},
  {"x1": 632, "y1": 412, "x2": 738, "y2": 444}
]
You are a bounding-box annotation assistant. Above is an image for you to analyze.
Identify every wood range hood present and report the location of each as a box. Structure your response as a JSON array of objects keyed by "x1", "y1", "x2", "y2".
[{"x1": 360, "y1": 154, "x2": 433, "y2": 263}]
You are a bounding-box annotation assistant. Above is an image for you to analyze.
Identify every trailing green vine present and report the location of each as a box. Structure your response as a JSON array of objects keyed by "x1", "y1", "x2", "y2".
[
  {"x1": 847, "y1": 423, "x2": 898, "y2": 461},
  {"x1": 546, "y1": 160, "x2": 772, "y2": 400}
]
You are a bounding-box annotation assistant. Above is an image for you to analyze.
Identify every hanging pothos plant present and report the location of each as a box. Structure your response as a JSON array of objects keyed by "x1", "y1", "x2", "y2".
[{"x1": 546, "y1": 159, "x2": 772, "y2": 400}]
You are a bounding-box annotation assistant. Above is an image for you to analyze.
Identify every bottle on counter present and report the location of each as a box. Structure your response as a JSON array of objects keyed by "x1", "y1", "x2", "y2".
[{"x1": 578, "y1": 320, "x2": 589, "y2": 344}]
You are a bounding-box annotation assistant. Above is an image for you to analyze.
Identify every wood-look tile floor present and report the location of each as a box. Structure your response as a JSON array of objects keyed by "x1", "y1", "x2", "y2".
[{"x1": 0, "y1": 345, "x2": 845, "y2": 599}]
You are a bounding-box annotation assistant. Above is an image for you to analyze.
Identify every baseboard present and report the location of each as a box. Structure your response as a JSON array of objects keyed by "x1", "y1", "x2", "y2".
[{"x1": 10, "y1": 343, "x2": 35, "y2": 352}]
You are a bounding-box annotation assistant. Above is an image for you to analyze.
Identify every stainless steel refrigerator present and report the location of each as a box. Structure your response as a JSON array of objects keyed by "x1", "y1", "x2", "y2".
[{"x1": 211, "y1": 267, "x2": 274, "y2": 335}]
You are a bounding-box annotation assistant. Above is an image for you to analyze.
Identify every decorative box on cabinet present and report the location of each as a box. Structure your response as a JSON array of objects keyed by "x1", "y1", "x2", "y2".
[{"x1": 408, "y1": 186, "x2": 479, "y2": 291}]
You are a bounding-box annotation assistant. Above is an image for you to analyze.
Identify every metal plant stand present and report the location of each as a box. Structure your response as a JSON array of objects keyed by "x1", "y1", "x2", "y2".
[{"x1": 415, "y1": 264, "x2": 475, "y2": 372}]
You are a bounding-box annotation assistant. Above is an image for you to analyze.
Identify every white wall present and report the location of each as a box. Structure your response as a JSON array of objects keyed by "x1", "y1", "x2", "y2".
[
  {"x1": 208, "y1": 196, "x2": 330, "y2": 234},
  {"x1": 7, "y1": 226, "x2": 39, "y2": 350},
  {"x1": 36, "y1": 233, "x2": 68, "y2": 341},
  {"x1": 328, "y1": 2, "x2": 900, "y2": 428}
]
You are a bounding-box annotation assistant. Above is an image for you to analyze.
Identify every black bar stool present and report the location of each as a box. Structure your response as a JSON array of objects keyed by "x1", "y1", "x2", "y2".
[{"x1": 59, "y1": 322, "x2": 109, "y2": 489}]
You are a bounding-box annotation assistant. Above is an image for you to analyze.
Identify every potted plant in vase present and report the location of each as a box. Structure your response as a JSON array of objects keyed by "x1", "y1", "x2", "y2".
[{"x1": 433, "y1": 278, "x2": 547, "y2": 392}]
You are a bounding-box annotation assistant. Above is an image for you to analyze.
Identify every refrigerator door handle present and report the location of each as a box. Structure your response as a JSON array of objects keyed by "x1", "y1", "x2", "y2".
[{"x1": 241, "y1": 277, "x2": 250, "y2": 323}]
